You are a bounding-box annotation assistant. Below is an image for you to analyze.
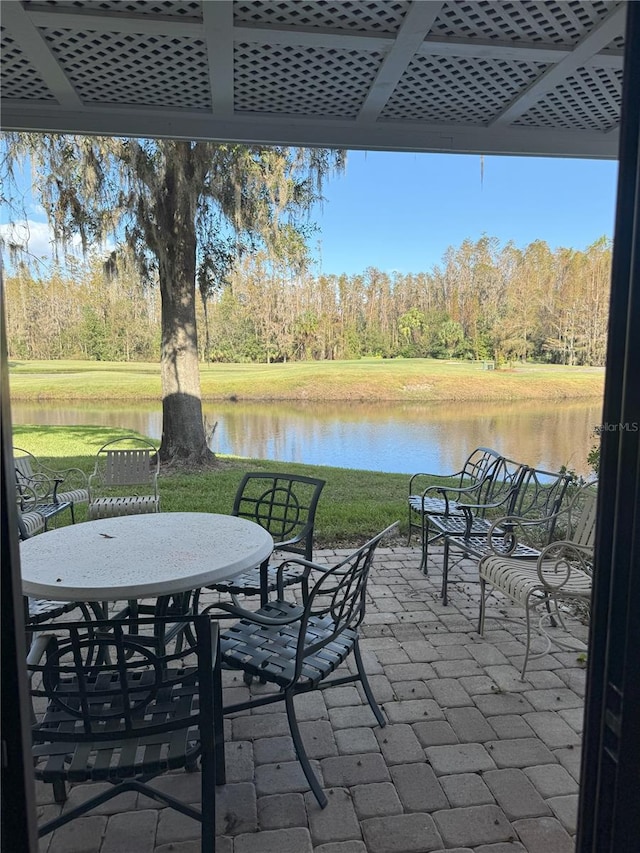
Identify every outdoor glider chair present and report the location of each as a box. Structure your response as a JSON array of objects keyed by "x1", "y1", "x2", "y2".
[
  {"x1": 28, "y1": 615, "x2": 225, "y2": 851},
  {"x1": 88, "y1": 436, "x2": 159, "y2": 519},
  {"x1": 213, "y1": 522, "x2": 398, "y2": 808},
  {"x1": 408, "y1": 446, "x2": 504, "y2": 571},
  {"x1": 478, "y1": 480, "x2": 598, "y2": 677},
  {"x1": 209, "y1": 472, "x2": 326, "y2": 605},
  {"x1": 440, "y1": 465, "x2": 574, "y2": 605}
]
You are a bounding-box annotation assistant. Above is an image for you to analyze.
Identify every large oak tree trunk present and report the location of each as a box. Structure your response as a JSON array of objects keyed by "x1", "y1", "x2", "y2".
[{"x1": 155, "y1": 144, "x2": 215, "y2": 467}]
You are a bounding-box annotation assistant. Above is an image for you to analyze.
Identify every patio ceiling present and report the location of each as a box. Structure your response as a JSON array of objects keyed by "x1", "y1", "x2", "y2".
[{"x1": 0, "y1": 0, "x2": 626, "y2": 159}]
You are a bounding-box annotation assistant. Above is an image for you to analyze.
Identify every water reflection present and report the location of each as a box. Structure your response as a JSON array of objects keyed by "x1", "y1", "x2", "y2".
[{"x1": 11, "y1": 398, "x2": 602, "y2": 476}]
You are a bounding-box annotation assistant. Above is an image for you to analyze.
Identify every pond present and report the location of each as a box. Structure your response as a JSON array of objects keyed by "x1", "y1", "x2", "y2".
[{"x1": 11, "y1": 398, "x2": 602, "y2": 477}]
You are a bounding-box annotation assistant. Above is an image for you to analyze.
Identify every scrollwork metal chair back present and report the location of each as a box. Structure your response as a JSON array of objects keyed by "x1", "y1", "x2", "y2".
[
  {"x1": 232, "y1": 472, "x2": 325, "y2": 559},
  {"x1": 211, "y1": 472, "x2": 325, "y2": 603}
]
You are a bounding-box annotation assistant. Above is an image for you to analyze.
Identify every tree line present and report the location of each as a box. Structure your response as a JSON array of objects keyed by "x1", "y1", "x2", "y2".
[{"x1": 5, "y1": 234, "x2": 611, "y2": 367}]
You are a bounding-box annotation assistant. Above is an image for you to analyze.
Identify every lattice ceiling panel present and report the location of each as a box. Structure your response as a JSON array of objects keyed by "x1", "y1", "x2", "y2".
[
  {"x1": 0, "y1": 0, "x2": 627, "y2": 157},
  {"x1": 0, "y1": 27, "x2": 55, "y2": 100},
  {"x1": 24, "y1": 0, "x2": 202, "y2": 17},
  {"x1": 381, "y1": 55, "x2": 549, "y2": 124},
  {"x1": 431, "y1": 0, "x2": 619, "y2": 45},
  {"x1": 235, "y1": 43, "x2": 384, "y2": 117},
  {"x1": 514, "y1": 66, "x2": 623, "y2": 131},
  {"x1": 40, "y1": 28, "x2": 210, "y2": 108},
  {"x1": 234, "y1": 1, "x2": 409, "y2": 32}
]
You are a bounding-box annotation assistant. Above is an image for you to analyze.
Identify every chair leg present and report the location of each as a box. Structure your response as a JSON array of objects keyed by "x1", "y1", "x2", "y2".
[
  {"x1": 421, "y1": 516, "x2": 429, "y2": 574},
  {"x1": 200, "y1": 748, "x2": 216, "y2": 853},
  {"x1": 53, "y1": 780, "x2": 67, "y2": 804},
  {"x1": 441, "y1": 538, "x2": 450, "y2": 605},
  {"x1": 353, "y1": 639, "x2": 385, "y2": 727},
  {"x1": 213, "y1": 645, "x2": 226, "y2": 786},
  {"x1": 284, "y1": 692, "x2": 327, "y2": 808},
  {"x1": 478, "y1": 576, "x2": 487, "y2": 635},
  {"x1": 300, "y1": 575, "x2": 310, "y2": 605},
  {"x1": 520, "y1": 593, "x2": 535, "y2": 680}
]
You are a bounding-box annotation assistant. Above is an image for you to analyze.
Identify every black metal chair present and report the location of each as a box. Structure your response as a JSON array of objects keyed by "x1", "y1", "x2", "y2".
[
  {"x1": 28, "y1": 615, "x2": 224, "y2": 850},
  {"x1": 213, "y1": 522, "x2": 398, "y2": 808},
  {"x1": 408, "y1": 447, "x2": 505, "y2": 571},
  {"x1": 424, "y1": 456, "x2": 528, "y2": 558},
  {"x1": 210, "y1": 472, "x2": 326, "y2": 604},
  {"x1": 440, "y1": 466, "x2": 575, "y2": 604}
]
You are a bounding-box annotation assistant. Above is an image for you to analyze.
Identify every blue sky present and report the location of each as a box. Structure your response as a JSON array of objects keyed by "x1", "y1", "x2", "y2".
[
  {"x1": 1, "y1": 149, "x2": 618, "y2": 276},
  {"x1": 310, "y1": 150, "x2": 619, "y2": 275}
]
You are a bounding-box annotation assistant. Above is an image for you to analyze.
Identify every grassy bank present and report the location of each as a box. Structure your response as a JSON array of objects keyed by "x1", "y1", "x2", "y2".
[
  {"x1": 8, "y1": 358, "x2": 604, "y2": 403},
  {"x1": 13, "y1": 425, "x2": 411, "y2": 546}
]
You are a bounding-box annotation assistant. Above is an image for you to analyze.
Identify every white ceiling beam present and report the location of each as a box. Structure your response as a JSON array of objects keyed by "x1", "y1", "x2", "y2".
[
  {"x1": 419, "y1": 37, "x2": 623, "y2": 69},
  {"x1": 202, "y1": 0, "x2": 234, "y2": 118},
  {"x1": 232, "y1": 25, "x2": 392, "y2": 50},
  {"x1": 492, "y1": 4, "x2": 627, "y2": 126},
  {"x1": 358, "y1": 1, "x2": 445, "y2": 122},
  {"x1": 27, "y1": 7, "x2": 203, "y2": 38},
  {"x1": 2, "y1": 2, "x2": 82, "y2": 109},
  {"x1": 0, "y1": 101, "x2": 618, "y2": 159}
]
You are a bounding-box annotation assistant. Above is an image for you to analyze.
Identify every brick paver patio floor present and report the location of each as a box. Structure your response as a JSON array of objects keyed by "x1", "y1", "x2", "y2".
[{"x1": 36, "y1": 544, "x2": 589, "y2": 853}]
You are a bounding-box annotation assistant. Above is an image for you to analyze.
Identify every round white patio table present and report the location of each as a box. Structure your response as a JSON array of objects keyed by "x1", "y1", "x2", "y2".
[{"x1": 20, "y1": 512, "x2": 274, "y2": 602}]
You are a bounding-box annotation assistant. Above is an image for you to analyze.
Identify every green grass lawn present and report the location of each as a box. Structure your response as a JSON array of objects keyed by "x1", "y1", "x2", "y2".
[
  {"x1": 8, "y1": 358, "x2": 604, "y2": 402},
  {"x1": 13, "y1": 425, "x2": 413, "y2": 547}
]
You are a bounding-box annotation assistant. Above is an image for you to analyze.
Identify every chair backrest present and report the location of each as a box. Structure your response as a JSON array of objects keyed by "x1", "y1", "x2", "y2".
[
  {"x1": 473, "y1": 456, "x2": 527, "y2": 516},
  {"x1": 292, "y1": 522, "x2": 398, "y2": 677},
  {"x1": 14, "y1": 449, "x2": 36, "y2": 481},
  {"x1": 29, "y1": 616, "x2": 215, "y2": 744},
  {"x1": 510, "y1": 465, "x2": 575, "y2": 544},
  {"x1": 560, "y1": 480, "x2": 599, "y2": 550},
  {"x1": 90, "y1": 437, "x2": 159, "y2": 489},
  {"x1": 458, "y1": 447, "x2": 504, "y2": 491},
  {"x1": 232, "y1": 472, "x2": 326, "y2": 559}
]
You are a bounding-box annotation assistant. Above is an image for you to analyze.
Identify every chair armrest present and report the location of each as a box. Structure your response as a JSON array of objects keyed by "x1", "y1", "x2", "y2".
[
  {"x1": 202, "y1": 600, "x2": 303, "y2": 626},
  {"x1": 536, "y1": 541, "x2": 594, "y2": 591},
  {"x1": 454, "y1": 488, "x2": 519, "y2": 533},
  {"x1": 16, "y1": 475, "x2": 61, "y2": 508},
  {"x1": 483, "y1": 509, "x2": 561, "y2": 556},
  {"x1": 409, "y1": 470, "x2": 463, "y2": 492},
  {"x1": 273, "y1": 521, "x2": 314, "y2": 552},
  {"x1": 413, "y1": 480, "x2": 487, "y2": 517}
]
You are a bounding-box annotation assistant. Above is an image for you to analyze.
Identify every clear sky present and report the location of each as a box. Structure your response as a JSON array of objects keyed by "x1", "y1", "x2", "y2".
[
  {"x1": 309, "y1": 150, "x2": 619, "y2": 276},
  {"x1": 1, "y1": 149, "x2": 619, "y2": 276}
]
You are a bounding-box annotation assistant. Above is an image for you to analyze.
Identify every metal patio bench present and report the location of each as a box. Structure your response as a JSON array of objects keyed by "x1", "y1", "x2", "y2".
[
  {"x1": 14, "y1": 446, "x2": 89, "y2": 506},
  {"x1": 478, "y1": 480, "x2": 597, "y2": 677},
  {"x1": 88, "y1": 436, "x2": 159, "y2": 519},
  {"x1": 408, "y1": 446, "x2": 505, "y2": 571},
  {"x1": 15, "y1": 468, "x2": 75, "y2": 531}
]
